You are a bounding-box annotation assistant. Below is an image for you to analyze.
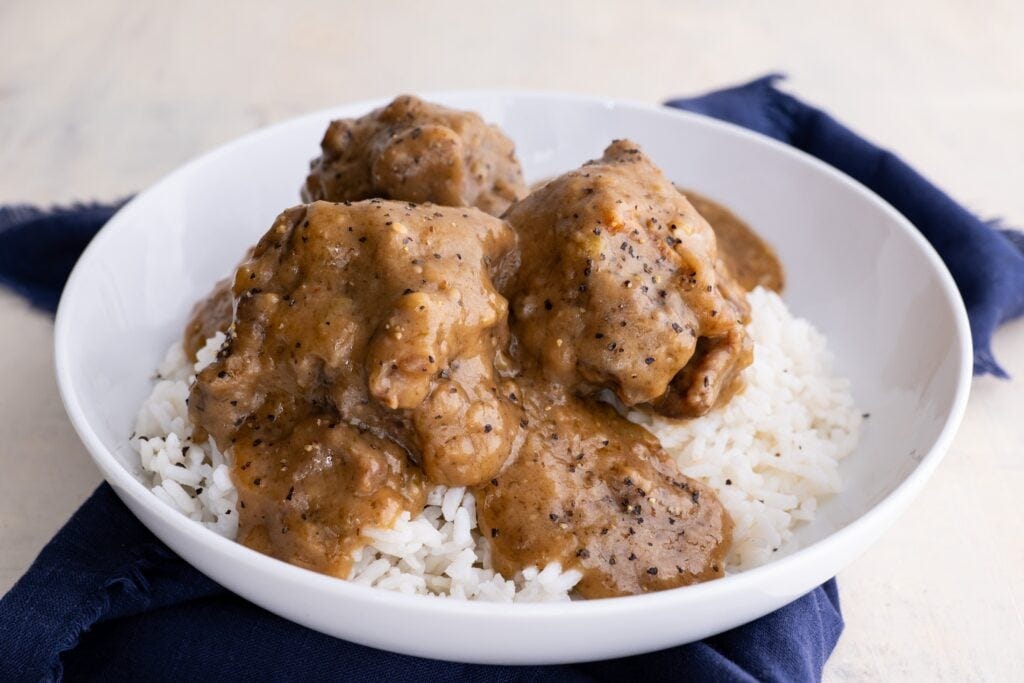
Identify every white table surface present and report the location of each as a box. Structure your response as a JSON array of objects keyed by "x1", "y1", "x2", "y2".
[{"x1": 2, "y1": 1, "x2": 1022, "y2": 678}]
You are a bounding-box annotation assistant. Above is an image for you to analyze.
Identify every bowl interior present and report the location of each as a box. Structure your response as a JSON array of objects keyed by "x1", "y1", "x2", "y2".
[{"x1": 54, "y1": 92, "x2": 969, "y2": 659}]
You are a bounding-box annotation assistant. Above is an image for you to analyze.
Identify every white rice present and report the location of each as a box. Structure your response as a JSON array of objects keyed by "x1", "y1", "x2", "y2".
[
  {"x1": 132, "y1": 287, "x2": 860, "y2": 599},
  {"x1": 630, "y1": 287, "x2": 862, "y2": 570}
]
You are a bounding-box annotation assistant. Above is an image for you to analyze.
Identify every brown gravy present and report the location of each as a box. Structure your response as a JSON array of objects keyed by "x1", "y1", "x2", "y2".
[
  {"x1": 527, "y1": 183, "x2": 785, "y2": 294},
  {"x1": 506, "y1": 142, "x2": 754, "y2": 420},
  {"x1": 680, "y1": 189, "x2": 784, "y2": 293},
  {"x1": 476, "y1": 377, "x2": 731, "y2": 597},
  {"x1": 303, "y1": 95, "x2": 527, "y2": 217},
  {"x1": 182, "y1": 110, "x2": 784, "y2": 596},
  {"x1": 188, "y1": 201, "x2": 520, "y2": 578}
]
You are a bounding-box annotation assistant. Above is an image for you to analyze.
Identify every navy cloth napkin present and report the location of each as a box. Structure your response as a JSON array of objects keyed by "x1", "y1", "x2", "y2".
[{"x1": 2, "y1": 75, "x2": 1021, "y2": 681}]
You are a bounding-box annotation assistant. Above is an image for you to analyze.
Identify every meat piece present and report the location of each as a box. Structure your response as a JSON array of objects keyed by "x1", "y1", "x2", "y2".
[
  {"x1": 302, "y1": 95, "x2": 528, "y2": 216},
  {"x1": 653, "y1": 327, "x2": 752, "y2": 417},
  {"x1": 233, "y1": 415, "x2": 425, "y2": 578},
  {"x1": 475, "y1": 380, "x2": 732, "y2": 598},
  {"x1": 183, "y1": 277, "x2": 233, "y2": 360},
  {"x1": 181, "y1": 133, "x2": 749, "y2": 592},
  {"x1": 189, "y1": 199, "x2": 522, "y2": 575},
  {"x1": 190, "y1": 200, "x2": 522, "y2": 490},
  {"x1": 502, "y1": 140, "x2": 752, "y2": 417}
]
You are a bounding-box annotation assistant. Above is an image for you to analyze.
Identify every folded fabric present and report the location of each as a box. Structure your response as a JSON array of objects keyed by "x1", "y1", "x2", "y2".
[
  {"x1": 4, "y1": 74, "x2": 1020, "y2": 681},
  {"x1": 0, "y1": 202, "x2": 127, "y2": 313},
  {"x1": 0, "y1": 485, "x2": 842, "y2": 682},
  {"x1": 666, "y1": 75, "x2": 1024, "y2": 376}
]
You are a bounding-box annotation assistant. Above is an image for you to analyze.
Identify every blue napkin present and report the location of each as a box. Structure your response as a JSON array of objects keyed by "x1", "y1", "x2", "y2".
[
  {"x1": 0, "y1": 485, "x2": 841, "y2": 682},
  {"x1": 2, "y1": 75, "x2": 1021, "y2": 681}
]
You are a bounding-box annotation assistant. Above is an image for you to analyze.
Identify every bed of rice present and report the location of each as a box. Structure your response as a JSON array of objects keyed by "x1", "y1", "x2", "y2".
[{"x1": 132, "y1": 287, "x2": 860, "y2": 601}]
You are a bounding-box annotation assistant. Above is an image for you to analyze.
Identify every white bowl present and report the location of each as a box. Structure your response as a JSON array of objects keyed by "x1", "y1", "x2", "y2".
[{"x1": 54, "y1": 91, "x2": 971, "y2": 664}]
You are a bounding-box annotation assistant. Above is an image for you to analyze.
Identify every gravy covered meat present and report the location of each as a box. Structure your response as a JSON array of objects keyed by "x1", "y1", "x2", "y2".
[
  {"x1": 189, "y1": 200, "x2": 524, "y2": 573},
  {"x1": 231, "y1": 415, "x2": 425, "y2": 578},
  {"x1": 302, "y1": 95, "x2": 528, "y2": 216},
  {"x1": 179, "y1": 99, "x2": 782, "y2": 596},
  {"x1": 503, "y1": 140, "x2": 752, "y2": 418},
  {"x1": 477, "y1": 379, "x2": 731, "y2": 598}
]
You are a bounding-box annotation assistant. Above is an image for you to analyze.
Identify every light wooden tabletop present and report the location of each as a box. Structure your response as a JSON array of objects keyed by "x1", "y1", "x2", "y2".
[{"x1": 1, "y1": 1, "x2": 1022, "y2": 679}]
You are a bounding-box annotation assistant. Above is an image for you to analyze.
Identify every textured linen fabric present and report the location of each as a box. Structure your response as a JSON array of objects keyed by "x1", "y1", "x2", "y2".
[{"x1": 0, "y1": 486, "x2": 841, "y2": 682}]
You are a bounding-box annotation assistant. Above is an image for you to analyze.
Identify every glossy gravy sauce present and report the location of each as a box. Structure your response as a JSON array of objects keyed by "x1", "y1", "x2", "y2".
[
  {"x1": 183, "y1": 105, "x2": 783, "y2": 598},
  {"x1": 680, "y1": 189, "x2": 784, "y2": 293}
]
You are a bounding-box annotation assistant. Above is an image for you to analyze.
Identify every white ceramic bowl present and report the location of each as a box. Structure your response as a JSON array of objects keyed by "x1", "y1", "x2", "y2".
[{"x1": 54, "y1": 91, "x2": 971, "y2": 664}]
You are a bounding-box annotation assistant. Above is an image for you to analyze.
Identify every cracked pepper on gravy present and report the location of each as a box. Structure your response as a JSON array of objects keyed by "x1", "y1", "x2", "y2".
[{"x1": 183, "y1": 96, "x2": 782, "y2": 598}]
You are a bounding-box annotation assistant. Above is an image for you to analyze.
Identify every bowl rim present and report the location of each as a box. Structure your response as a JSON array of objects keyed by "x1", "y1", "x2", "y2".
[{"x1": 53, "y1": 88, "x2": 973, "y2": 619}]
